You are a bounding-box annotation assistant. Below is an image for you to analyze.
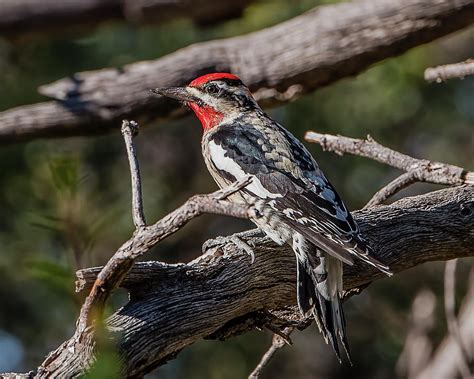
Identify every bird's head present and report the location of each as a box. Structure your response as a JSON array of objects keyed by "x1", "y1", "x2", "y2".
[{"x1": 151, "y1": 73, "x2": 259, "y2": 131}]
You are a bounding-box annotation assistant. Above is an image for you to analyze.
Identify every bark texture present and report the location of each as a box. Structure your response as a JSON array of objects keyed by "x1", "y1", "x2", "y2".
[
  {"x1": 425, "y1": 59, "x2": 474, "y2": 82},
  {"x1": 70, "y1": 186, "x2": 474, "y2": 377},
  {"x1": 1, "y1": 0, "x2": 474, "y2": 143},
  {"x1": 35, "y1": 178, "x2": 254, "y2": 378},
  {"x1": 305, "y1": 132, "x2": 474, "y2": 207}
]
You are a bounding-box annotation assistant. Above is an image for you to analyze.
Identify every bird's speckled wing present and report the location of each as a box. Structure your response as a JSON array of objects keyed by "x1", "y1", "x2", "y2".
[{"x1": 205, "y1": 120, "x2": 391, "y2": 274}]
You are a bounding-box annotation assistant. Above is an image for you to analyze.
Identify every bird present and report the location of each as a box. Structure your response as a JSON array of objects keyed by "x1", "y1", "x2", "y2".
[{"x1": 152, "y1": 73, "x2": 392, "y2": 363}]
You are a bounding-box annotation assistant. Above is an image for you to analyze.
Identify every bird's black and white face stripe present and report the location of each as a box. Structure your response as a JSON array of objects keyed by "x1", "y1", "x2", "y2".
[
  {"x1": 151, "y1": 73, "x2": 262, "y2": 130},
  {"x1": 186, "y1": 78, "x2": 259, "y2": 115}
]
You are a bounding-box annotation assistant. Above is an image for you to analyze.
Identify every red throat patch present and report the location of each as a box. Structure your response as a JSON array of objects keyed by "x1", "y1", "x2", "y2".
[
  {"x1": 188, "y1": 102, "x2": 224, "y2": 131},
  {"x1": 187, "y1": 73, "x2": 241, "y2": 131}
]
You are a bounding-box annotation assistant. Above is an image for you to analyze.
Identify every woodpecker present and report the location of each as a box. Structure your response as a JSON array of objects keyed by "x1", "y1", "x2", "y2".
[{"x1": 152, "y1": 73, "x2": 392, "y2": 362}]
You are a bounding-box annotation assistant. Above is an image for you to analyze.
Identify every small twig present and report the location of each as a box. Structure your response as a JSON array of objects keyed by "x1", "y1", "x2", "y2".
[
  {"x1": 305, "y1": 132, "x2": 474, "y2": 186},
  {"x1": 216, "y1": 175, "x2": 253, "y2": 200},
  {"x1": 444, "y1": 259, "x2": 472, "y2": 379},
  {"x1": 305, "y1": 132, "x2": 474, "y2": 206},
  {"x1": 264, "y1": 324, "x2": 294, "y2": 346},
  {"x1": 364, "y1": 171, "x2": 419, "y2": 208},
  {"x1": 121, "y1": 120, "x2": 146, "y2": 229},
  {"x1": 248, "y1": 327, "x2": 294, "y2": 379},
  {"x1": 425, "y1": 59, "x2": 474, "y2": 83}
]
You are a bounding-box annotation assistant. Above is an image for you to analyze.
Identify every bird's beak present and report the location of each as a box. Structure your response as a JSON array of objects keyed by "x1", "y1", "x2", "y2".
[{"x1": 151, "y1": 87, "x2": 198, "y2": 103}]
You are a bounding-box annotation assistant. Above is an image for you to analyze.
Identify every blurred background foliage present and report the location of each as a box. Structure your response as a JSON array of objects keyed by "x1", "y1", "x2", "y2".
[{"x1": 0, "y1": 0, "x2": 472, "y2": 377}]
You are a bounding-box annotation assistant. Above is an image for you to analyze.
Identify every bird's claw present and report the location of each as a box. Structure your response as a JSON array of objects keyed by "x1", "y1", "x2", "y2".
[{"x1": 230, "y1": 235, "x2": 256, "y2": 264}]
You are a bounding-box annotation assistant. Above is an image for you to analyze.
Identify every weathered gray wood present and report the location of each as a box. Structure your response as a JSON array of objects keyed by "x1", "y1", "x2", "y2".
[
  {"x1": 34, "y1": 178, "x2": 254, "y2": 378},
  {"x1": 121, "y1": 120, "x2": 146, "y2": 229},
  {"x1": 305, "y1": 132, "x2": 474, "y2": 207},
  {"x1": 1, "y1": 0, "x2": 473, "y2": 143},
  {"x1": 425, "y1": 60, "x2": 474, "y2": 82},
  {"x1": 71, "y1": 186, "x2": 474, "y2": 377}
]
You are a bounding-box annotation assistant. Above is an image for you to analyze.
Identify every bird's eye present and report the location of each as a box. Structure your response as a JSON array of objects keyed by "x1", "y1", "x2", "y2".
[{"x1": 206, "y1": 84, "x2": 220, "y2": 95}]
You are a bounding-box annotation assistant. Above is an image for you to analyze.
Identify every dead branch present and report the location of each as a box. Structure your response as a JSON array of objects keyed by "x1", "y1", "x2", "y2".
[
  {"x1": 5, "y1": 176, "x2": 471, "y2": 376},
  {"x1": 425, "y1": 59, "x2": 474, "y2": 82},
  {"x1": 67, "y1": 185, "x2": 473, "y2": 377},
  {"x1": 364, "y1": 171, "x2": 421, "y2": 208},
  {"x1": 121, "y1": 120, "x2": 146, "y2": 229},
  {"x1": 305, "y1": 132, "x2": 474, "y2": 207},
  {"x1": 32, "y1": 120, "x2": 254, "y2": 378},
  {"x1": 1, "y1": 0, "x2": 474, "y2": 143},
  {"x1": 0, "y1": 0, "x2": 254, "y2": 38},
  {"x1": 246, "y1": 131, "x2": 457, "y2": 375},
  {"x1": 248, "y1": 327, "x2": 294, "y2": 379},
  {"x1": 66, "y1": 131, "x2": 473, "y2": 377},
  {"x1": 1, "y1": 126, "x2": 468, "y2": 377}
]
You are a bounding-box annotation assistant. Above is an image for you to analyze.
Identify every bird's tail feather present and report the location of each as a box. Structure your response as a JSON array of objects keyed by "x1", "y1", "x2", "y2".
[{"x1": 296, "y1": 254, "x2": 352, "y2": 364}]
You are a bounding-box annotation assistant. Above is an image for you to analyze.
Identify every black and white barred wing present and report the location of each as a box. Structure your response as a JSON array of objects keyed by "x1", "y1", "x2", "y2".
[
  {"x1": 207, "y1": 125, "x2": 391, "y2": 274},
  {"x1": 252, "y1": 167, "x2": 390, "y2": 275},
  {"x1": 265, "y1": 175, "x2": 391, "y2": 274}
]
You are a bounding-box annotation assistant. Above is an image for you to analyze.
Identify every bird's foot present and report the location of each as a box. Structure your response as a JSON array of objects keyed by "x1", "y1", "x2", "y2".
[
  {"x1": 230, "y1": 235, "x2": 256, "y2": 264},
  {"x1": 202, "y1": 230, "x2": 263, "y2": 263}
]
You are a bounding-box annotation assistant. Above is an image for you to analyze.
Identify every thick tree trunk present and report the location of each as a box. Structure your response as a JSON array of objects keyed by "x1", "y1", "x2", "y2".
[
  {"x1": 1, "y1": 0, "x2": 473, "y2": 143},
  {"x1": 63, "y1": 186, "x2": 474, "y2": 377}
]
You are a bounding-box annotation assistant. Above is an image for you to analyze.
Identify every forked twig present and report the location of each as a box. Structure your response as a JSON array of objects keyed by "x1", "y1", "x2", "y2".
[
  {"x1": 305, "y1": 132, "x2": 474, "y2": 207},
  {"x1": 364, "y1": 170, "x2": 419, "y2": 209},
  {"x1": 121, "y1": 120, "x2": 146, "y2": 229},
  {"x1": 248, "y1": 327, "x2": 294, "y2": 378}
]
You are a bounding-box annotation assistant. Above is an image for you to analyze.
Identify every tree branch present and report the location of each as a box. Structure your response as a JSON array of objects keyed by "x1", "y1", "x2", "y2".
[
  {"x1": 305, "y1": 132, "x2": 474, "y2": 206},
  {"x1": 364, "y1": 171, "x2": 420, "y2": 208},
  {"x1": 1, "y1": 0, "x2": 474, "y2": 143},
  {"x1": 248, "y1": 327, "x2": 294, "y2": 379},
  {"x1": 0, "y1": 0, "x2": 255, "y2": 38},
  {"x1": 66, "y1": 131, "x2": 473, "y2": 377},
  {"x1": 246, "y1": 127, "x2": 474, "y2": 375},
  {"x1": 36, "y1": 179, "x2": 255, "y2": 376},
  {"x1": 425, "y1": 59, "x2": 474, "y2": 82},
  {"x1": 31, "y1": 118, "x2": 254, "y2": 378},
  {"x1": 121, "y1": 120, "x2": 146, "y2": 229},
  {"x1": 68, "y1": 185, "x2": 473, "y2": 377},
  {"x1": 3, "y1": 133, "x2": 472, "y2": 376}
]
